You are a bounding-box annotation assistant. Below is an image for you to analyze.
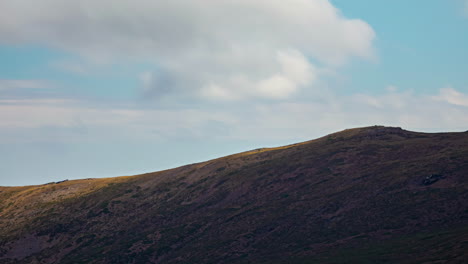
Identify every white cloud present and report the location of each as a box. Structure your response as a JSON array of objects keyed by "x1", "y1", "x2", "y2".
[
  {"x1": 0, "y1": 99, "x2": 116, "y2": 129},
  {"x1": 231, "y1": 87, "x2": 468, "y2": 139},
  {"x1": 50, "y1": 60, "x2": 90, "y2": 75},
  {"x1": 385, "y1": 85, "x2": 398, "y2": 93},
  {"x1": 200, "y1": 49, "x2": 318, "y2": 100},
  {"x1": 2, "y1": 87, "x2": 467, "y2": 144},
  {"x1": 0, "y1": 98, "x2": 238, "y2": 143},
  {"x1": 256, "y1": 75, "x2": 296, "y2": 99},
  {"x1": 139, "y1": 71, "x2": 154, "y2": 92},
  {"x1": 433, "y1": 87, "x2": 468, "y2": 107},
  {"x1": 0, "y1": 79, "x2": 53, "y2": 90},
  {"x1": 0, "y1": 0, "x2": 375, "y2": 100}
]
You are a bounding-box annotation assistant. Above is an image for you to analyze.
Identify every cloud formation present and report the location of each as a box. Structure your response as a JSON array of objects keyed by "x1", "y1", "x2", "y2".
[
  {"x1": 1, "y1": 87, "x2": 467, "y2": 144},
  {"x1": 0, "y1": 0, "x2": 375, "y2": 100},
  {"x1": 0, "y1": 79, "x2": 53, "y2": 90},
  {"x1": 434, "y1": 87, "x2": 468, "y2": 107}
]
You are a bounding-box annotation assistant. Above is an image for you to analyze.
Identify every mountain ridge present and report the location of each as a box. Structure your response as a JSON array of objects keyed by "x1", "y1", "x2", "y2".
[
  {"x1": 0, "y1": 125, "x2": 462, "y2": 188},
  {"x1": 1, "y1": 126, "x2": 467, "y2": 263}
]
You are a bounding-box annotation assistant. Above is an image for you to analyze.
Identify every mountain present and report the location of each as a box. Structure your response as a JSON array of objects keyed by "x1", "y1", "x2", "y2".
[{"x1": 1, "y1": 126, "x2": 467, "y2": 263}]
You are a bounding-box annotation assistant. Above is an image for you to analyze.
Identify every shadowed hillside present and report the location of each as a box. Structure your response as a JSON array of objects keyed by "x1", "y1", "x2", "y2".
[{"x1": 1, "y1": 126, "x2": 467, "y2": 263}]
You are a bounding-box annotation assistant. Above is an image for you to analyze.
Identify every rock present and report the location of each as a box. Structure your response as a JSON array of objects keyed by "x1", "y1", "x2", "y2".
[{"x1": 422, "y1": 174, "x2": 444, "y2": 186}]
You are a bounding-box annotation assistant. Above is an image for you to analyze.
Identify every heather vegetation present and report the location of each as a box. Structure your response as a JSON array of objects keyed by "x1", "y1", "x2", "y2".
[{"x1": 0, "y1": 126, "x2": 467, "y2": 263}]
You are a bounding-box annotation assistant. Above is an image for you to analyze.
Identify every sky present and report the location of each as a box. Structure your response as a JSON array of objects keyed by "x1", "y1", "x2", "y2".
[{"x1": 1, "y1": 0, "x2": 468, "y2": 186}]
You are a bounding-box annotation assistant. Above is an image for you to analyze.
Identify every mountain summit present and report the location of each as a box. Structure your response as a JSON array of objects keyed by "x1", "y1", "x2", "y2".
[{"x1": 1, "y1": 126, "x2": 467, "y2": 263}]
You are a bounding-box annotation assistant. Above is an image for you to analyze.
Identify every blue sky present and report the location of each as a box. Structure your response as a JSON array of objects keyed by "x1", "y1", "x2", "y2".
[{"x1": 1, "y1": 0, "x2": 467, "y2": 186}]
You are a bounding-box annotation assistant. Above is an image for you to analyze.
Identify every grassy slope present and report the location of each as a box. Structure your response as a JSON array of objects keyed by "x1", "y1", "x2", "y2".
[{"x1": 0, "y1": 126, "x2": 467, "y2": 263}]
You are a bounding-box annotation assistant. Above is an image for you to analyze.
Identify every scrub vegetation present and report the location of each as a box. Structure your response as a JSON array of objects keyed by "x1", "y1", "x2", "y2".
[{"x1": 0, "y1": 126, "x2": 467, "y2": 263}]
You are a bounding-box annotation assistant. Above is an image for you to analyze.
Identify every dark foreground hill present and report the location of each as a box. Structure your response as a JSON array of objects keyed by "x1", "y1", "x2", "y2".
[{"x1": 1, "y1": 126, "x2": 467, "y2": 263}]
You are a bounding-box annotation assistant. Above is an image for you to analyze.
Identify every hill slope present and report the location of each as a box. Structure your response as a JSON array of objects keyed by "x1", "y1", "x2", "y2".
[{"x1": 1, "y1": 126, "x2": 467, "y2": 263}]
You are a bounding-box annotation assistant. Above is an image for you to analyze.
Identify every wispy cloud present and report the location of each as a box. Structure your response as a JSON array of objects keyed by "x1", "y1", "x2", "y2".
[
  {"x1": 433, "y1": 87, "x2": 468, "y2": 107},
  {"x1": 1, "y1": 87, "x2": 467, "y2": 144},
  {"x1": 50, "y1": 60, "x2": 90, "y2": 75},
  {"x1": 0, "y1": 79, "x2": 53, "y2": 90},
  {"x1": 0, "y1": 79, "x2": 59, "y2": 101}
]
